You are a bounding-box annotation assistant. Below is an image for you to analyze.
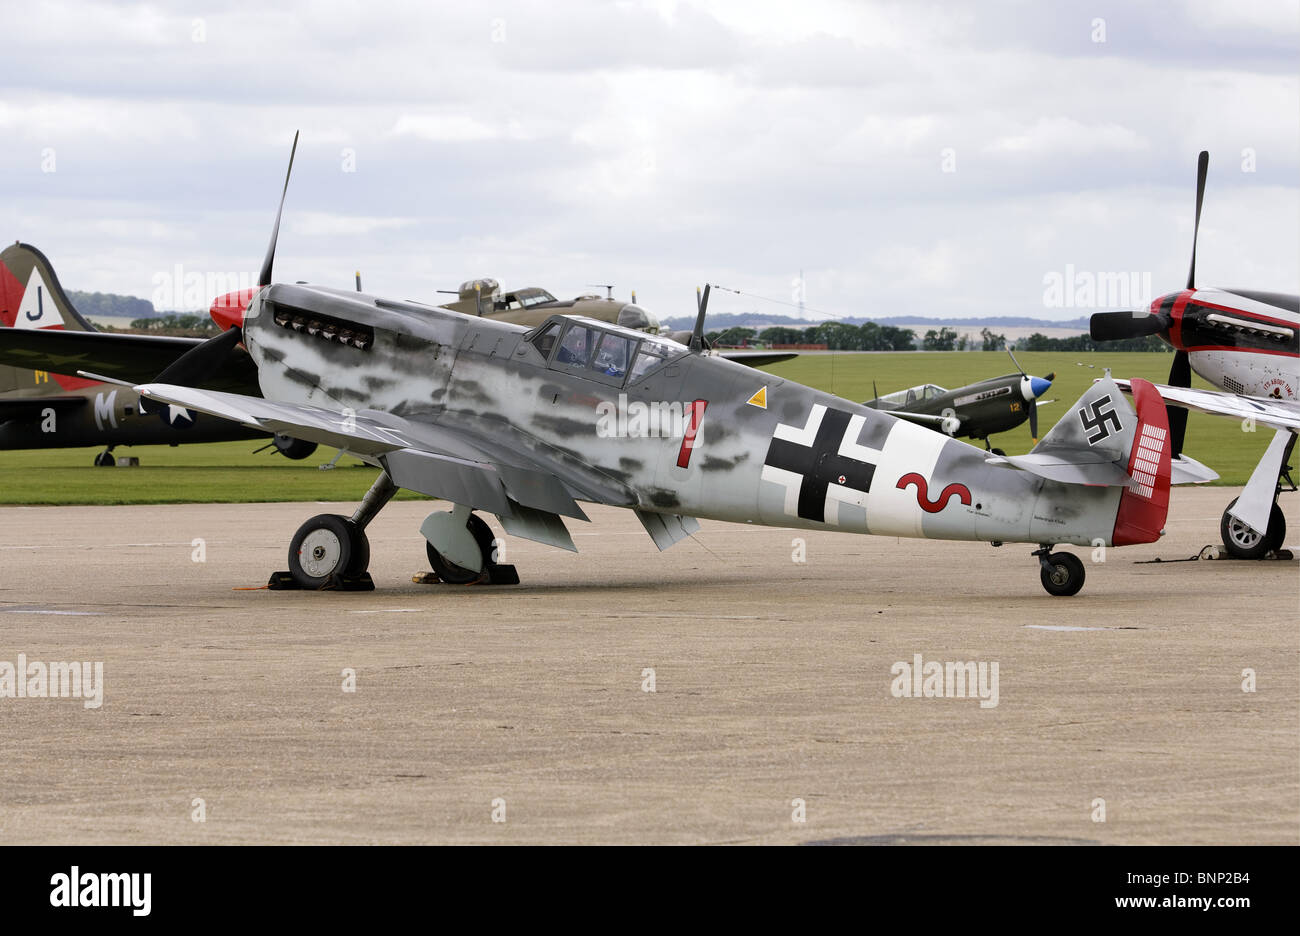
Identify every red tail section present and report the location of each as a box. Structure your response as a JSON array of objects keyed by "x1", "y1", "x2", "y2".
[{"x1": 1112, "y1": 378, "x2": 1173, "y2": 546}]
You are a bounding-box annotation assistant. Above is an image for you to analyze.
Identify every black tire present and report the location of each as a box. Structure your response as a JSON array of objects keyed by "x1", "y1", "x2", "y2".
[
  {"x1": 93, "y1": 451, "x2": 115, "y2": 467},
  {"x1": 346, "y1": 524, "x2": 371, "y2": 576},
  {"x1": 274, "y1": 434, "x2": 319, "y2": 460},
  {"x1": 990, "y1": 447, "x2": 1006, "y2": 457},
  {"x1": 1220, "y1": 496, "x2": 1285, "y2": 559},
  {"x1": 426, "y1": 513, "x2": 495, "y2": 584},
  {"x1": 1040, "y1": 551, "x2": 1085, "y2": 597},
  {"x1": 289, "y1": 514, "x2": 356, "y2": 588}
]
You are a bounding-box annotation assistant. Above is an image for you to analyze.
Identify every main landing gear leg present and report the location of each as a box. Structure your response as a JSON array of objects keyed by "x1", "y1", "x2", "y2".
[
  {"x1": 420, "y1": 505, "x2": 519, "y2": 586},
  {"x1": 1033, "y1": 545, "x2": 1085, "y2": 597},
  {"x1": 273, "y1": 472, "x2": 397, "y2": 590},
  {"x1": 1220, "y1": 431, "x2": 1293, "y2": 560}
]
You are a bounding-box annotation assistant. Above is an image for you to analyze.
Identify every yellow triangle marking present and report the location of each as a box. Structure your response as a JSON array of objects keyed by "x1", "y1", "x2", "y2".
[{"x1": 746, "y1": 386, "x2": 767, "y2": 409}]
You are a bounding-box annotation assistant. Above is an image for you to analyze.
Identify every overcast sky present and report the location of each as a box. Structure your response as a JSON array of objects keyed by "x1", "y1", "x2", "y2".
[{"x1": 2, "y1": 0, "x2": 1296, "y2": 322}]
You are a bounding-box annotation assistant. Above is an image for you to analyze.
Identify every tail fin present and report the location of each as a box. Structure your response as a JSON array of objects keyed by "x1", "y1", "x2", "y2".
[
  {"x1": 988, "y1": 375, "x2": 1173, "y2": 545},
  {"x1": 0, "y1": 242, "x2": 97, "y2": 332},
  {"x1": 0, "y1": 243, "x2": 101, "y2": 394},
  {"x1": 1110, "y1": 377, "x2": 1172, "y2": 546}
]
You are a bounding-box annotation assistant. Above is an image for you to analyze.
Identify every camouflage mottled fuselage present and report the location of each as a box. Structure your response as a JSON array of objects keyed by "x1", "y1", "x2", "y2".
[{"x1": 243, "y1": 284, "x2": 1123, "y2": 548}]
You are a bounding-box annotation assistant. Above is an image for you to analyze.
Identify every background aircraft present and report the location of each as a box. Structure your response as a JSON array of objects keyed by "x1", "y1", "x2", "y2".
[
  {"x1": 433, "y1": 276, "x2": 796, "y2": 368},
  {"x1": 0, "y1": 242, "x2": 317, "y2": 464},
  {"x1": 864, "y1": 353, "x2": 1054, "y2": 453},
  {"x1": 1090, "y1": 152, "x2": 1298, "y2": 557}
]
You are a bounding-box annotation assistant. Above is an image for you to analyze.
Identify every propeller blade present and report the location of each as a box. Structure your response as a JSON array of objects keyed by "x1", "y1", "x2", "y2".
[
  {"x1": 1029, "y1": 394, "x2": 1039, "y2": 443},
  {"x1": 1186, "y1": 150, "x2": 1208, "y2": 290},
  {"x1": 1167, "y1": 349, "x2": 1191, "y2": 458},
  {"x1": 257, "y1": 131, "x2": 300, "y2": 288},
  {"x1": 153, "y1": 325, "x2": 244, "y2": 388},
  {"x1": 689, "y1": 284, "x2": 711, "y2": 351},
  {"x1": 1090, "y1": 310, "x2": 1166, "y2": 341},
  {"x1": 1007, "y1": 348, "x2": 1025, "y2": 376}
]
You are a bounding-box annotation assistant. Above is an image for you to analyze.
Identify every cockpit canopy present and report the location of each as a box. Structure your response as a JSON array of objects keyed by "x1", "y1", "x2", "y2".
[
  {"x1": 875, "y1": 383, "x2": 946, "y2": 407},
  {"x1": 528, "y1": 315, "x2": 686, "y2": 387}
]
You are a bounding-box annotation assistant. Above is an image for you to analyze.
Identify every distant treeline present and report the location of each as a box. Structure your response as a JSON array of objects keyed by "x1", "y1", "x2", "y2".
[
  {"x1": 709, "y1": 324, "x2": 1169, "y2": 352},
  {"x1": 67, "y1": 290, "x2": 156, "y2": 319},
  {"x1": 711, "y1": 323, "x2": 918, "y2": 351},
  {"x1": 128, "y1": 313, "x2": 219, "y2": 336},
  {"x1": 1015, "y1": 332, "x2": 1170, "y2": 352}
]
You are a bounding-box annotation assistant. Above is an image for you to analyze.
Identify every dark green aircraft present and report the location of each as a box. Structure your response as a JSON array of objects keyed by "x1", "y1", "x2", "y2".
[{"x1": 865, "y1": 355, "x2": 1054, "y2": 453}]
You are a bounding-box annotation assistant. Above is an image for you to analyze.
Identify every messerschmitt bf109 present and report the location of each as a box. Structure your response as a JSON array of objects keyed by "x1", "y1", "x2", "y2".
[
  {"x1": 1091, "y1": 151, "x2": 1299, "y2": 558},
  {"x1": 73, "y1": 136, "x2": 1201, "y2": 597}
]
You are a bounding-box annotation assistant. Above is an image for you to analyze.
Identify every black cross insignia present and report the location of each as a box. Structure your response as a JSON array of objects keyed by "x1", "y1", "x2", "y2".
[
  {"x1": 1078, "y1": 397, "x2": 1122, "y2": 445},
  {"x1": 763, "y1": 406, "x2": 877, "y2": 522}
]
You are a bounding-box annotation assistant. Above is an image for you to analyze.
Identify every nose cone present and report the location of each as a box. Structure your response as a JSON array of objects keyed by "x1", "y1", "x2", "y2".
[
  {"x1": 1029, "y1": 375, "x2": 1052, "y2": 399},
  {"x1": 210, "y1": 286, "x2": 260, "y2": 332}
]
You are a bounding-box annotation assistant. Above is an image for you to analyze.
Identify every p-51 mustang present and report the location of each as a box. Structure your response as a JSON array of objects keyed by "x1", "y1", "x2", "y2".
[{"x1": 1091, "y1": 151, "x2": 1298, "y2": 557}]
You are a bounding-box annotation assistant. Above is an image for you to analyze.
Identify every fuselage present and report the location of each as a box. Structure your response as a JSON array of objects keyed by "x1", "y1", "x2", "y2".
[
  {"x1": 1152, "y1": 287, "x2": 1299, "y2": 399},
  {"x1": 238, "y1": 283, "x2": 1129, "y2": 548}
]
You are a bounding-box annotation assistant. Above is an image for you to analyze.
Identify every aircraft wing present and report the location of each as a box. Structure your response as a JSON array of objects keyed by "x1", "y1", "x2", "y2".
[
  {"x1": 1113, "y1": 379, "x2": 1300, "y2": 433},
  {"x1": 717, "y1": 350, "x2": 798, "y2": 367},
  {"x1": 134, "y1": 383, "x2": 641, "y2": 546},
  {"x1": 0, "y1": 328, "x2": 260, "y2": 394}
]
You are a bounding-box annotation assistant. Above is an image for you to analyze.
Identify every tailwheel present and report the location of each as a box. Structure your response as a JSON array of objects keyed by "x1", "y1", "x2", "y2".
[
  {"x1": 93, "y1": 450, "x2": 116, "y2": 467},
  {"x1": 1220, "y1": 496, "x2": 1286, "y2": 560},
  {"x1": 288, "y1": 513, "x2": 370, "y2": 588},
  {"x1": 426, "y1": 513, "x2": 496, "y2": 584},
  {"x1": 1036, "y1": 549, "x2": 1085, "y2": 597}
]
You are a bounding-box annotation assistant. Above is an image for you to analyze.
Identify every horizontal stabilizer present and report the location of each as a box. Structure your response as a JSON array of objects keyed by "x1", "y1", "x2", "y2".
[
  {"x1": 985, "y1": 451, "x2": 1131, "y2": 486},
  {"x1": 1170, "y1": 453, "x2": 1218, "y2": 485}
]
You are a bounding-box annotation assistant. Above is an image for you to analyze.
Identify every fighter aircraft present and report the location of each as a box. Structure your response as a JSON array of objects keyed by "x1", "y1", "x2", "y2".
[
  {"x1": 864, "y1": 354, "x2": 1055, "y2": 452},
  {"x1": 21, "y1": 134, "x2": 1193, "y2": 596},
  {"x1": 0, "y1": 242, "x2": 317, "y2": 464},
  {"x1": 1090, "y1": 151, "x2": 1298, "y2": 557}
]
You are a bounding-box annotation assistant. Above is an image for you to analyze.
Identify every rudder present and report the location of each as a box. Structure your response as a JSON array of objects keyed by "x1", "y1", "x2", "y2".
[{"x1": 1112, "y1": 378, "x2": 1173, "y2": 546}]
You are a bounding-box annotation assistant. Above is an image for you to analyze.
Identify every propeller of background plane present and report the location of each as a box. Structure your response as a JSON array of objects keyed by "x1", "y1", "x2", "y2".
[
  {"x1": 1007, "y1": 348, "x2": 1054, "y2": 442},
  {"x1": 1088, "y1": 150, "x2": 1208, "y2": 456},
  {"x1": 150, "y1": 131, "x2": 300, "y2": 393}
]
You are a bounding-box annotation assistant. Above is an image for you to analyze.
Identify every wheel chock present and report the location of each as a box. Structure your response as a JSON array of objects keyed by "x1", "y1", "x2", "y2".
[{"x1": 266, "y1": 570, "x2": 376, "y2": 591}]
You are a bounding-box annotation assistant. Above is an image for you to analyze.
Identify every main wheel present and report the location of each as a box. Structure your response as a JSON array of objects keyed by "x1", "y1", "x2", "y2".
[
  {"x1": 288, "y1": 514, "x2": 367, "y2": 588},
  {"x1": 93, "y1": 451, "x2": 116, "y2": 467},
  {"x1": 1220, "y1": 496, "x2": 1285, "y2": 559},
  {"x1": 426, "y1": 513, "x2": 495, "y2": 584},
  {"x1": 1039, "y1": 551, "x2": 1085, "y2": 597}
]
